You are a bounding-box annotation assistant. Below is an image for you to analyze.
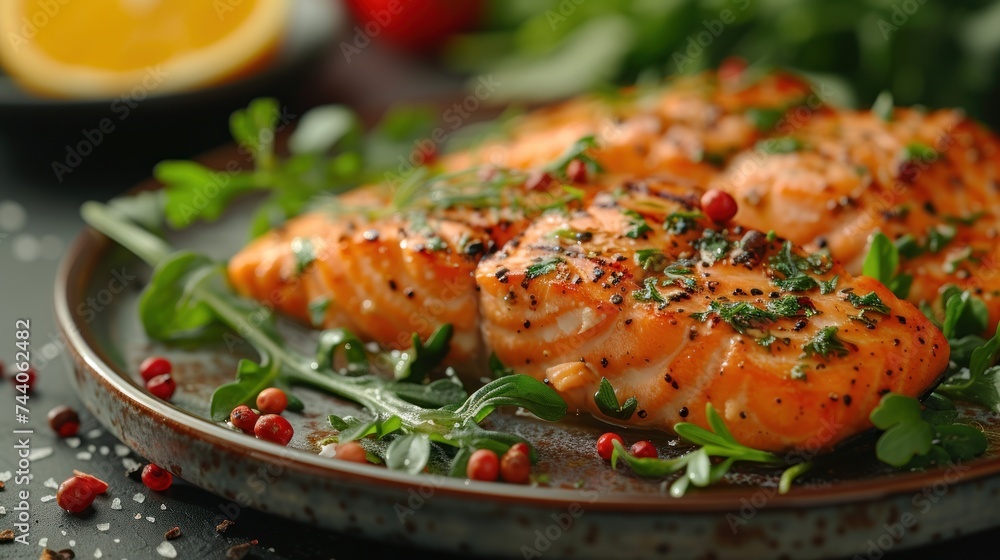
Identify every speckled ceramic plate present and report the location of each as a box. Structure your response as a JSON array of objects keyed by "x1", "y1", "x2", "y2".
[{"x1": 55, "y1": 147, "x2": 1000, "y2": 560}]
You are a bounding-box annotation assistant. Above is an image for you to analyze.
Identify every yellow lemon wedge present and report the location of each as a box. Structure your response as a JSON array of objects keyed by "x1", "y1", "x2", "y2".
[{"x1": 0, "y1": 0, "x2": 290, "y2": 98}]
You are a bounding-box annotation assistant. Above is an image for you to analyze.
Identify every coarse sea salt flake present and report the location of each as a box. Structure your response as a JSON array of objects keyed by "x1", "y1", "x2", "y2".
[
  {"x1": 133, "y1": 493, "x2": 145, "y2": 503},
  {"x1": 156, "y1": 541, "x2": 177, "y2": 558},
  {"x1": 44, "y1": 477, "x2": 58, "y2": 489},
  {"x1": 97, "y1": 523, "x2": 110, "y2": 531},
  {"x1": 66, "y1": 437, "x2": 82, "y2": 448},
  {"x1": 111, "y1": 498, "x2": 122, "y2": 510}
]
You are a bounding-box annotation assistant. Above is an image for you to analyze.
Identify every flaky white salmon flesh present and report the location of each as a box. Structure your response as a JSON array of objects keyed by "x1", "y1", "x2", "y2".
[{"x1": 226, "y1": 68, "x2": 980, "y2": 453}]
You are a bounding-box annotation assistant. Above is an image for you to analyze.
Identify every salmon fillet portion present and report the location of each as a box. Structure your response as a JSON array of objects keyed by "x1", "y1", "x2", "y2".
[
  {"x1": 445, "y1": 69, "x2": 818, "y2": 181},
  {"x1": 714, "y1": 108, "x2": 1000, "y2": 327},
  {"x1": 476, "y1": 182, "x2": 949, "y2": 452},
  {"x1": 227, "y1": 168, "x2": 604, "y2": 364}
]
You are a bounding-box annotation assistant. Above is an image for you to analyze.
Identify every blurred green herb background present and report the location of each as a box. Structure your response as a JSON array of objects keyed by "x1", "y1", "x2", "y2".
[{"x1": 442, "y1": 0, "x2": 1000, "y2": 126}]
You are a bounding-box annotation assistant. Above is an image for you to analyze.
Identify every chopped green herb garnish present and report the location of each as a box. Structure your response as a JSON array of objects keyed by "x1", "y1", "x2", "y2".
[
  {"x1": 696, "y1": 229, "x2": 731, "y2": 264},
  {"x1": 790, "y1": 363, "x2": 808, "y2": 380},
  {"x1": 765, "y1": 295, "x2": 818, "y2": 317},
  {"x1": 768, "y1": 241, "x2": 833, "y2": 293},
  {"x1": 525, "y1": 256, "x2": 564, "y2": 279},
  {"x1": 895, "y1": 234, "x2": 925, "y2": 259},
  {"x1": 664, "y1": 211, "x2": 704, "y2": 234},
  {"x1": 307, "y1": 297, "x2": 330, "y2": 327},
  {"x1": 662, "y1": 262, "x2": 697, "y2": 290},
  {"x1": 901, "y1": 142, "x2": 937, "y2": 162},
  {"x1": 944, "y1": 212, "x2": 986, "y2": 226},
  {"x1": 925, "y1": 224, "x2": 956, "y2": 253},
  {"x1": 425, "y1": 236, "x2": 447, "y2": 251},
  {"x1": 846, "y1": 291, "x2": 891, "y2": 315},
  {"x1": 756, "y1": 137, "x2": 802, "y2": 154},
  {"x1": 692, "y1": 300, "x2": 777, "y2": 334},
  {"x1": 545, "y1": 135, "x2": 603, "y2": 179},
  {"x1": 633, "y1": 277, "x2": 668, "y2": 308},
  {"x1": 622, "y1": 210, "x2": 652, "y2": 239},
  {"x1": 291, "y1": 237, "x2": 316, "y2": 275},
  {"x1": 819, "y1": 275, "x2": 839, "y2": 295},
  {"x1": 634, "y1": 248, "x2": 667, "y2": 271},
  {"x1": 745, "y1": 107, "x2": 786, "y2": 132},
  {"x1": 594, "y1": 377, "x2": 638, "y2": 420},
  {"x1": 801, "y1": 326, "x2": 850, "y2": 360}
]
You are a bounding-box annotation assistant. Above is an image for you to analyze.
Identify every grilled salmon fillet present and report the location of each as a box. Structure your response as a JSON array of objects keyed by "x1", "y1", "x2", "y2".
[
  {"x1": 228, "y1": 167, "x2": 603, "y2": 363},
  {"x1": 476, "y1": 183, "x2": 948, "y2": 452},
  {"x1": 445, "y1": 69, "x2": 818, "y2": 181},
  {"x1": 714, "y1": 108, "x2": 1000, "y2": 326}
]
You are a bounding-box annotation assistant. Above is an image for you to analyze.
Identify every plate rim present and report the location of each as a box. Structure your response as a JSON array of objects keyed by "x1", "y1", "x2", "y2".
[{"x1": 55, "y1": 147, "x2": 1000, "y2": 515}]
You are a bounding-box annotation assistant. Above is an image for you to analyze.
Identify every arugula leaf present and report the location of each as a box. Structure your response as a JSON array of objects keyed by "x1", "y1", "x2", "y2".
[
  {"x1": 211, "y1": 359, "x2": 281, "y2": 422},
  {"x1": 384, "y1": 433, "x2": 432, "y2": 475},
  {"x1": 594, "y1": 377, "x2": 638, "y2": 420},
  {"x1": 137, "y1": 252, "x2": 233, "y2": 343},
  {"x1": 862, "y1": 233, "x2": 912, "y2": 298},
  {"x1": 488, "y1": 353, "x2": 516, "y2": 378},
  {"x1": 525, "y1": 256, "x2": 564, "y2": 279}
]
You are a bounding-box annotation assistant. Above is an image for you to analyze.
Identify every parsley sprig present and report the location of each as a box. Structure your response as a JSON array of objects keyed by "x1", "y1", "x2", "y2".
[{"x1": 870, "y1": 392, "x2": 987, "y2": 468}]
